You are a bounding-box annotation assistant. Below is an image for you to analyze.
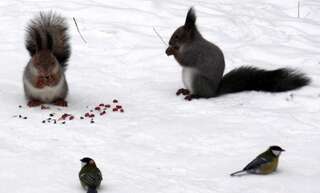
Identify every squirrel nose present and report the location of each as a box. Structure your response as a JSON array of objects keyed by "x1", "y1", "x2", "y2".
[{"x1": 45, "y1": 76, "x2": 50, "y2": 80}]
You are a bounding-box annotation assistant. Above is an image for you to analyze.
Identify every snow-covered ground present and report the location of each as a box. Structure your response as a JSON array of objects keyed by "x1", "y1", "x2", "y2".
[{"x1": 0, "y1": 0, "x2": 320, "y2": 193}]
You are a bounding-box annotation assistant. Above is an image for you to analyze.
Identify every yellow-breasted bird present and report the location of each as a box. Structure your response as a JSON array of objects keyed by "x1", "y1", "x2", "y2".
[
  {"x1": 230, "y1": 145, "x2": 285, "y2": 176},
  {"x1": 79, "y1": 157, "x2": 103, "y2": 193}
]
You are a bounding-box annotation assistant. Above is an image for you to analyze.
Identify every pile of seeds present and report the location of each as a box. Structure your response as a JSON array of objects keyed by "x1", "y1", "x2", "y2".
[
  {"x1": 16, "y1": 99, "x2": 125, "y2": 125},
  {"x1": 81, "y1": 100, "x2": 124, "y2": 124}
]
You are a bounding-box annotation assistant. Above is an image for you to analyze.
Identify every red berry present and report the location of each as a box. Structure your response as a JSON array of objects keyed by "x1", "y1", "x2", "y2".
[
  {"x1": 85, "y1": 113, "x2": 90, "y2": 117},
  {"x1": 105, "y1": 104, "x2": 111, "y2": 108},
  {"x1": 95, "y1": 107, "x2": 101, "y2": 111},
  {"x1": 100, "y1": 111, "x2": 106, "y2": 116},
  {"x1": 69, "y1": 116, "x2": 74, "y2": 120},
  {"x1": 99, "y1": 103, "x2": 104, "y2": 106},
  {"x1": 116, "y1": 105, "x2": 122, "y2": 109},
  {"x1": 113, "y1": 99, "x2": 118, "y2": 103},
  {"x1": 120, "y1": 109, "x2": 124, "y2": 113},
  {"x1": 112, "y1": 108, "x2": 118, "y2": 112}
]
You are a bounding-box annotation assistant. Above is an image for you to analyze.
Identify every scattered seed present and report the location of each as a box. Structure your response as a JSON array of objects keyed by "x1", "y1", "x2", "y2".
[
  {"x1": 16, "y1": 100, "x2": 124, "y2": 125},
  {"x1": 61, "y1": 113, "x2": 69, "y2": 119}
]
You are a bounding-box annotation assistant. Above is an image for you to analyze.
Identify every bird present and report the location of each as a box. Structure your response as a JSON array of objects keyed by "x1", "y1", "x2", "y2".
[
  {"x1": 79, "y1": 157, "x2": 103, "y2": 193},
  {"x1": 230, "y1": 145, "x2": 285, "y2": 176}
]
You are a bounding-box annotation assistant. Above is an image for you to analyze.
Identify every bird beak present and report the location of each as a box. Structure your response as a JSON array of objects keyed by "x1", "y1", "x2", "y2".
[{"x1": 281, "y1": 149, "x2": 285, "y2": 152}]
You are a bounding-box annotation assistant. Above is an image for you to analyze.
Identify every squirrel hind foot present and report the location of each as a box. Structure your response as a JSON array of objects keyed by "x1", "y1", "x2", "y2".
[
  {"x1": 27, "y1": 99, "x2": 43, "y2": 107},
  {"x1": 53, "y1": 99, "x2": 68, "y2": 107},
  {"x1": 184, "y1": 94, "x2": 200, "y2": 101},
  {"x1": 176, "y1": 88, "x2": 190, "y2": 96}
]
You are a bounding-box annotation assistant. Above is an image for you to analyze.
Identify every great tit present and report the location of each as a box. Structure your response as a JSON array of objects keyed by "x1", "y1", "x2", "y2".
[
  {"x1": 79, "y1": 157, "x2": 103, "y2": 193},
  {"x1": 230, "y1": 145, "x2": 285, "y2": 176}
]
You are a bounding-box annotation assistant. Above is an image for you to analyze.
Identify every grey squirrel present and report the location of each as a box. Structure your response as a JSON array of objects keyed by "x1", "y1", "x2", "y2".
[
  {"x1": 23, "y1": 12, "x2": 71, "y2": 107},
  {"x1": 166, "y1": 8, "x2": 310, "y2": 100}
]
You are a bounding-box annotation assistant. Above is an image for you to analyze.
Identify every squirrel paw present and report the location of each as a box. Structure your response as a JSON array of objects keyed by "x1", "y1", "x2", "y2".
[
  {"x1": 184, "y1": 95, "x2": 200, "y2": 101},
  {"x1": 27, "y1": 100, "x2": 43, "y2": 107},
  {"x1": 36, "y1": 77, "x2": 46, "y2": 89},
  {"x1": 176, "y1": 88, "x2": 190, "y2": 96},
  {"x1": 53, "y1": 99, "x2": 68, "y2": 107}
]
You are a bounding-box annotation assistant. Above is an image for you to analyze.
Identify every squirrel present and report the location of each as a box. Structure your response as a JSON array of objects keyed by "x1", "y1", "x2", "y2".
[
  {"x1": 166, "y1": 7, "x2": 310, "y2": 100},
  {"x1": 23, "y1": 12, "x2": 71, "y2": 107}
]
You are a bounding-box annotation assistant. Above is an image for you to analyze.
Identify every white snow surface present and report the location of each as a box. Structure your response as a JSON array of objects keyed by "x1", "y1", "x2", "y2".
[{"x1": 1, "y1": 0, "x2": 320, "y2": 193}]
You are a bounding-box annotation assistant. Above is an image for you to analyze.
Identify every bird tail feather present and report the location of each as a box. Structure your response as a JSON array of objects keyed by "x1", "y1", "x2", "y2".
[
  {"x1": 87, "y1": 187, "x2": 97, "y2": 193},
  {"x1": 230, "y1": 170, "x2": 246, "y2": 176}
]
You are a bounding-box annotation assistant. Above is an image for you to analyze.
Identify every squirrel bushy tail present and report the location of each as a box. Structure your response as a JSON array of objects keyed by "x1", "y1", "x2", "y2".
[
  {"x1": 25, "y1": 11, "x2": 71, "y2": 69},
  {"x1": 217, "y1": 66, "x2": 310, "y2": 96}
]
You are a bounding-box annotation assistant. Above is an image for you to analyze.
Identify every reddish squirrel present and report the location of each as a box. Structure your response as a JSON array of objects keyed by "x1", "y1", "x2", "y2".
[
  {"x1": 23, "y1": 12, "x2": 71, "y2": 107},
  {"x1": 166, "y1": 8, "x2": 310, "y2": 100}
]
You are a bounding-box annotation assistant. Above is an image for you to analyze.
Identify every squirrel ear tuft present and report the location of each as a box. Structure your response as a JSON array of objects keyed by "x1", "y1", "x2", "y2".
[
  {"x1": 34, "y1": 30, "x2": 42, "y2": 51},
  {"x1": 184, "y1": 7, "x2": 196, "y2": 30},
  {"x1": 46, "y1": 32, "x2": 53, "y2": 51}
]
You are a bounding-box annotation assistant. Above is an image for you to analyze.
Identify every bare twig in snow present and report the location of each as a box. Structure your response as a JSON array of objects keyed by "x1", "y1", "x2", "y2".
[
  {"x1": 152, "y1": 27, "x2": 168, "y2": 46},
  {"x1": 73, "y1": 17, "x2": 87, "y2": 44},
  {"x1": 298, "y1": 1, "x2": 300, "y2": 18}
]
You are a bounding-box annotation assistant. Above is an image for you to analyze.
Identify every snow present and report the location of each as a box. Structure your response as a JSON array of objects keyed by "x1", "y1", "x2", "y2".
[{"x1": 0, "y1": 0, "x2": 320, "y2": 193}]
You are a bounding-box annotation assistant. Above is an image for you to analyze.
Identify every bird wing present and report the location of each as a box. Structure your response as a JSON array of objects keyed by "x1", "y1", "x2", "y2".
[
  {"x1": 80, "y1": 167, "x2": 102, "y2": 187},
  {"x1": 243, "y1": 156, "x2": 269, "y2": 171}
]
